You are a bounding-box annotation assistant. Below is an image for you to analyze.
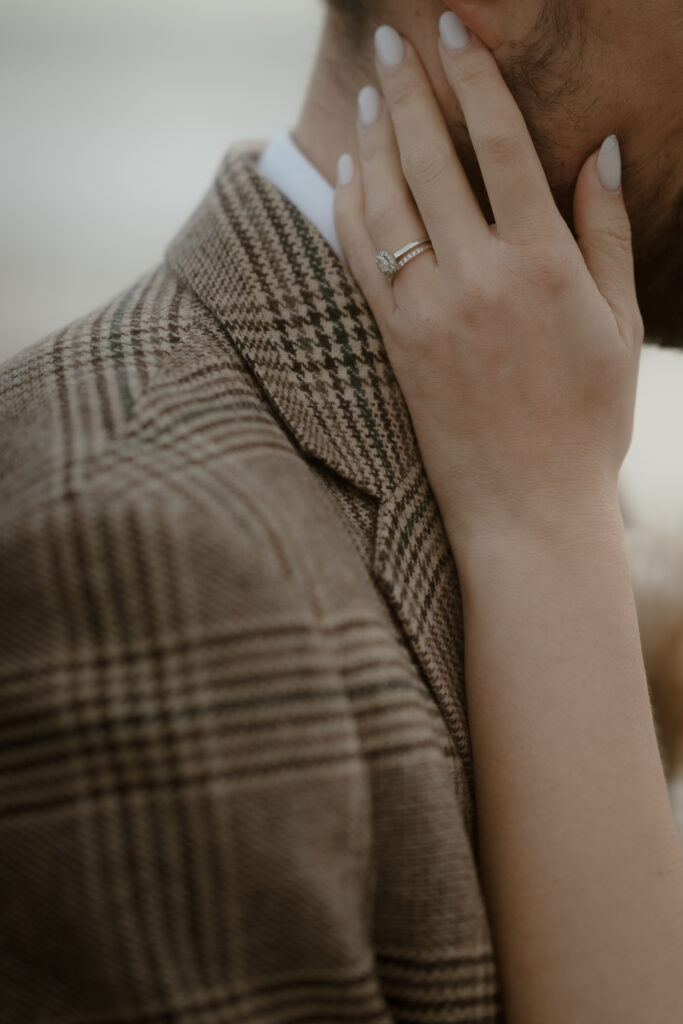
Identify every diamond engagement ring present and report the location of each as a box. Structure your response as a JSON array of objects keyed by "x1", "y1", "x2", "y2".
[{"x1": 376, "y1": 238, "x2": 433, "y2": 282}]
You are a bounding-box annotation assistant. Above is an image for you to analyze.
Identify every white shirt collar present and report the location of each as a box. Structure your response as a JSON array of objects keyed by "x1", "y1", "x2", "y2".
[{"x1": 257, "y1": 130, "x2": 344, "y2": 263}]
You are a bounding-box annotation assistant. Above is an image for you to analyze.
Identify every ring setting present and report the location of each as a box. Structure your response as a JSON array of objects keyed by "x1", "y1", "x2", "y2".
[{"x1": 376, "y1": 237, "x2": 433, "y2": 282}]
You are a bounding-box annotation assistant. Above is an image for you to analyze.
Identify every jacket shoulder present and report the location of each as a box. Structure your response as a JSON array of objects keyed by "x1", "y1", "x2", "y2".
[
  {"x1": 0, "y1": 318, "x2": 382, "y2": 669},
  {"x1": 0, "y1": 263, "x2": 254, "y2": 513},
  {"x1": 0, "y1": 410, "x2": 387, "y2": 1022}
]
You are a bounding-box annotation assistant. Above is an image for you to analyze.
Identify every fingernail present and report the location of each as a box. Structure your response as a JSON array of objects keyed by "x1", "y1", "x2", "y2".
[
  {"x1": 337, "y1": 153, "x2": 354, "y2": 188},
  {"x1": 597, "y1": 134, "x2": 621, "y2": 192},
  {"x1": 439, "y1": 11, "x2": 470, "y2": 52},
  {"x1": 375, "y1": 25, "x2": 404, "y2": 69},
  {"x1": 358, "y1": 85, "x2": 381, "y2": 127}
]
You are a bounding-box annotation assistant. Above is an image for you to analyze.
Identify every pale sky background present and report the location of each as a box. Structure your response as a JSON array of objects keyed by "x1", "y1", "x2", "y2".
[
  {"x1": 0, "y1": 0, "x2": 323, "y2": 361},
  {"x1": 1, "y1": 0, "x2": 683, "y2": 540}
]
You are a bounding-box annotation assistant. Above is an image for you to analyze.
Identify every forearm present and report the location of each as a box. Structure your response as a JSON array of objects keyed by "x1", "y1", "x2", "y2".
[{"x1": 448, "y1": 501, "x2": 683, "y2": 1024}]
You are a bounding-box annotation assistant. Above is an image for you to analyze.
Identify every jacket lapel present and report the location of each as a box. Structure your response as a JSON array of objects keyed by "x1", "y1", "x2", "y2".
[{"x1": 165, "y1": 146, "x2": 474, "y2": 780}]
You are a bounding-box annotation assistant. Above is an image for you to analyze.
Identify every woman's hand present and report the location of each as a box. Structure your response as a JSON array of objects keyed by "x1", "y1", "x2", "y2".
[{"x1": 334, "y1": 13, "x2": 644, "y2": 552}]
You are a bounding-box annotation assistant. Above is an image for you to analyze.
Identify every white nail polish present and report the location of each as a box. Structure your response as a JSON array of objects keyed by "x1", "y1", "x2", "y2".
[
  {"x1": 358, "y1": 85, "x2": 381, "y2": 127},
  {"x1": 337, "y1": 153, "x2": 354, "y2": 188},
  {"x1": 374, "y1": 25, "x2": 404, "y2": 69},
  {"x1": 439, "y1": 11, "x2": 470, "y2": 52},
  {"x1": 597, "y1": 134, "x2": 621, "y2": 192}
]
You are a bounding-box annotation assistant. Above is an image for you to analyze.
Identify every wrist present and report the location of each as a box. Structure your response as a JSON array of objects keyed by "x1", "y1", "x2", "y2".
[{"x1": 443, "y1": 488, "x2": 625, "y2": 575}]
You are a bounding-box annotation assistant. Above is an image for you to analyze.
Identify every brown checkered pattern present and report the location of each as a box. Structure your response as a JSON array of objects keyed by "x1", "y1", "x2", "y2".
[{"x1": 0, "y1": 147, "x2": 502, "y2": 1023}]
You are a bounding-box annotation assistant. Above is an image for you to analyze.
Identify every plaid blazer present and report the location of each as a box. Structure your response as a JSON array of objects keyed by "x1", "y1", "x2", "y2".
[{"x1": 0, "y1": 146, "x2": 502, "y2": 1023}]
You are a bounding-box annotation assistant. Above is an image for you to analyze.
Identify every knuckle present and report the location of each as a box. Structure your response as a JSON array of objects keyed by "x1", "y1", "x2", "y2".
[
  {"x1": 530, "y1": 253, "x2": 568, "y2": 296},
  {"x1": 597, "y1": 222, "x2": 633, "y2": 252},
  {"x1": 389, "y1": 75, "x2": 430, "y2": 113},
  {"x1": 513, "y1": 241, "x2": 570, "y2": 296},
  {"x1": 457, "y1": 270, "x2": 494, "y2": 319},
  {"x1": 454, "y1": 59, "x2": 489, "y2": 90},
  {"x1": 401, "y1": 141, "x2": 452, "y2": 189},
  {"x1": 477, "y1": 124, "x2": 526, "y2": 166}
]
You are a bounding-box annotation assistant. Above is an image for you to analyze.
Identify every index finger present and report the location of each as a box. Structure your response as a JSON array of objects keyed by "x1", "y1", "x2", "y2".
[{"x1": 438, "y1": 11, "x2": 559, "y2": 241}]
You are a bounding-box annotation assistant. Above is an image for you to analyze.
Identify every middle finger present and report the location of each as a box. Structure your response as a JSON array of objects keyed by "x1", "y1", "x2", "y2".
[{"x1": 373, "y1": 25, "x2": 488, "y2": 260}]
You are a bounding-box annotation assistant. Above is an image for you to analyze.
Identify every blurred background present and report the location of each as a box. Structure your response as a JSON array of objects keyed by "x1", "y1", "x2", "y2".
[
  {"x1": 0, "y1": 0, "x2": 323, "y2": 361},
  {"x1": 1, "y1": 0, "x2": 683, "y2": 823}
]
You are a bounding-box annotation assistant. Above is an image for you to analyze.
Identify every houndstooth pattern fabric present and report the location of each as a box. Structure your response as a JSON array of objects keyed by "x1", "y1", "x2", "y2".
[{"x1": 0, "y1": 146, "x2": 502, "y2": 1023}]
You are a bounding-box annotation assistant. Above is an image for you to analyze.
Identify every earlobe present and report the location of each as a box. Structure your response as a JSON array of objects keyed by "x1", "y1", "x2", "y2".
[{"x1": 443, "y1": 0, "x2": 507, "y2": 51}]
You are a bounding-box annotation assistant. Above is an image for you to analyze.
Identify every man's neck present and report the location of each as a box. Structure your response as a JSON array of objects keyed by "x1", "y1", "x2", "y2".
[{"x1": 292, "y1": 14, "x2": 376, "y2": 188}]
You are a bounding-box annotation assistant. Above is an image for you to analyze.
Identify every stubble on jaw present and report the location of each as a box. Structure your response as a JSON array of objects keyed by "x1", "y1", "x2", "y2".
[
  {"x1": 325, "y1": 0, "x2": 594, "y2": 224},
  {"x1": 445, "y1": 0, "x2": 593, "y2": 228},
  {"x1": 445, "y1": 2, "x2": 682, "y2": 342},
  {"x1": 324, "y1": 0, "x2": 682, "y2": 342}
]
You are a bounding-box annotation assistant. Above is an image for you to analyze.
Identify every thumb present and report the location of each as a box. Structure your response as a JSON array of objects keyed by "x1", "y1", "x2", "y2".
[{"x1": 573, "y1": 135, "x2": 642, "y2": 344}]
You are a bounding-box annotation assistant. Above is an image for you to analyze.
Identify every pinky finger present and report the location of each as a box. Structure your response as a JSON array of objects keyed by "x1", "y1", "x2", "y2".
[{"x1": 334, "y1": 153, "x2": 395, "y2": 322}]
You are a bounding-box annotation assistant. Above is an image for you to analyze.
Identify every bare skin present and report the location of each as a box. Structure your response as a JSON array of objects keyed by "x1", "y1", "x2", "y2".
[
  {"x1": 330, "y1": 13, "x2": 683, "y2": 1024},
  {"x1": 296, "y1": 0, "x2": 683, "y2": 342}
]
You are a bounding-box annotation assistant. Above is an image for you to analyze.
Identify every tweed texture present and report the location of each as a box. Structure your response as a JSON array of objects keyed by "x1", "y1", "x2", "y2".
[{"x1": 0, "y1": 147, "x2": 502, "y2": 1023}]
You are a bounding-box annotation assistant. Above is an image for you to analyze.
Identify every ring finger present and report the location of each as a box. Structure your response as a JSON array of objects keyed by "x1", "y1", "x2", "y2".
[{"x1": 356, "y1": 84, "x2": 437, "y2": 292}]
